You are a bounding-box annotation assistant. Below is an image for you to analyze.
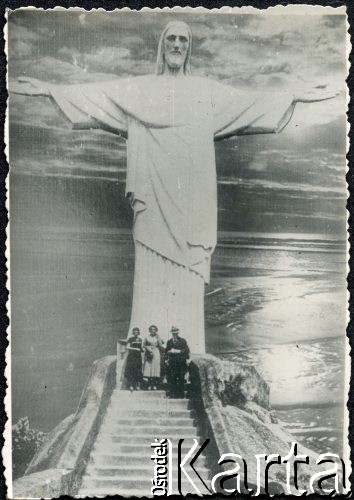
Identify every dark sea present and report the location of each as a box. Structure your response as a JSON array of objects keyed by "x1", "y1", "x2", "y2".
[
  {"x1": 10, "y1": 225, "x2": 347, "y2": 458},
  {"x1": 209, "y1": 232, "x2": 347, "y2": 457}
]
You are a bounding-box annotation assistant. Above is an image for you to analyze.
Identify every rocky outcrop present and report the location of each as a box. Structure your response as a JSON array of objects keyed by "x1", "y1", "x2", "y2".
[
  {"x1": 13, "y1": 351, "x2": 339, "y2": 498},
  {"x1": 13, "y1": 355, "x2": 116, "y2": 498},
  {"x1": 189, "y1": 354, "x2": 269, "y2": 409},
  {"x1": 12, "y1": 469, "x2": 72, "y2": 499},
  {"x1": 25, "y1": 414, "x2": 75, "y2": 475},
  {"x1": 189, "y1": 354, "x2": 332, "y2": 494}
]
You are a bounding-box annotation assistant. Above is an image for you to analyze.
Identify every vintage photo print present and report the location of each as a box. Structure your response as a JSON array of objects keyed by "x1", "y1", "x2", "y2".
[{"x1": 5, "y1": 5, "x2": 350, "y2": 497}]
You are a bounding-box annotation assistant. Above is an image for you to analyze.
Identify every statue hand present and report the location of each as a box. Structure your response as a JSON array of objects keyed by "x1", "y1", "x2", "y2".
[
  {"x1": 11, "y1": 77, "x2": 51, "y2": 97},
  {"x1": 294, "y1": 88, "x2": 340, "y2": 103}
]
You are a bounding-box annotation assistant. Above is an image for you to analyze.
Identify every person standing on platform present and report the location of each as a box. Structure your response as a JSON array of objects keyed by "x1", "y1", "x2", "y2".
[
  {"x1": 143, "y1": 325, "x2": 164, "y2": 390},
  {"x1": 125, "y1": 327, "x2": 144, "y2": 392},
  {"x1": 166, "y1": 326, "x2": 190, "y2": 399}
]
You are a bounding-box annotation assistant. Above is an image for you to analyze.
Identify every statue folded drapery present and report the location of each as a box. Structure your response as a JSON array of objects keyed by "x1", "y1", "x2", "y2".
[{"x1": 50, "y1": 75, "x2": 296, "y2": 352}]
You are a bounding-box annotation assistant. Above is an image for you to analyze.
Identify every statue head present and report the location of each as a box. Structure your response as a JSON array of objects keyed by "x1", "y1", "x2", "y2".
[{"x1": 156, "y1": 21, "x2": 192, "y2": 75}]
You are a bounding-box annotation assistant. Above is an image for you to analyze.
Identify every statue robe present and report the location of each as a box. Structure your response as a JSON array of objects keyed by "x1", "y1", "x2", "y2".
[{"x1": 51, "y1": 75, "x2": 296, "y2": 353}]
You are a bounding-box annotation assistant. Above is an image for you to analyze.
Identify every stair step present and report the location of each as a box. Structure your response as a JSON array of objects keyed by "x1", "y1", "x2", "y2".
[
  {"x1": 108, "y1": 398, "x2": 189, "y2": 412},
  {"x1": 100, "y1": 426, "x2": 198, "y2": 436},
  {"x1": 96, "y1": 434, "x2": 199, "y2": 444},
  {"x1": 93, "y1": 439, "x2": 204, "y2": 454},
  {"x1": 85, "y1": 465, "x2": 211, "y2": 478},
  {"x1": 78, "y1": 487, "x2": 153, "y2": 497},
  {"x1": 112, "y1": 417, "x2": 195, "y2": 426},
  {"x1": 81, "y1": 476, "x2": 212, "y2": 493},
  {"x1": 113, "y1": 390, "x2": 167, "y2": 399},
  {"x1": 90, "y1": 452, "x2": 207, "y2": 467},
  {"x1": 112, "y1": 396, "x2": 189, "y2": 403},
  {"x1": 103, "y1": 408, "x2": 194, "y2": 419},
  {"x1": 110, "y1": 394, "x2": 189, "y2": 403}
]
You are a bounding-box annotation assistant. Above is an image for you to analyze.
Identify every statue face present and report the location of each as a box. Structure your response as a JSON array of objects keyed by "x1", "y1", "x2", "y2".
[{"x1": 163, "y1": 24, "x2": 189, "y2": 70}]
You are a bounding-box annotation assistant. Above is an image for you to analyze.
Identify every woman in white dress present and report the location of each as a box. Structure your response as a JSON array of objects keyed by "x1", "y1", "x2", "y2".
[{"x1": 143, "y1": 325, "x2": 164, "y2": 390}]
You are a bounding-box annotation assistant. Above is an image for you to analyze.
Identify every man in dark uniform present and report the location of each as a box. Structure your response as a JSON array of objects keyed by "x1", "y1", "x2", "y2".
[{"x1": 165, "y1": 326, "x2": 190, "y2": 399}]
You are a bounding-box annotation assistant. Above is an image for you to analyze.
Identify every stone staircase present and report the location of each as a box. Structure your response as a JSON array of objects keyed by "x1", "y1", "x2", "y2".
[{"x1": 78, "y1": 390, "x2": 213, "y2": 497}]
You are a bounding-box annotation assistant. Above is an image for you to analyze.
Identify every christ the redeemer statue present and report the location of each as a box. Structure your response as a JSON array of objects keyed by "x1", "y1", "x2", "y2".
[{"x1": 13, "y1": 21, "x2": 337, "y2": 354}]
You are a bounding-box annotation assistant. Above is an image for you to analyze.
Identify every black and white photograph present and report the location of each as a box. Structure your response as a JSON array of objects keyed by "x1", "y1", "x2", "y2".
[{"x1": 5, "y1": 5, "x2": 349, "y2": 497}]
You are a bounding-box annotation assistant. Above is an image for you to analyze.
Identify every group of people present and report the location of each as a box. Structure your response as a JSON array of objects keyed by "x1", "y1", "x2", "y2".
[{"x1": 124, "y1": 325, "x2": 190, "y2": 398}]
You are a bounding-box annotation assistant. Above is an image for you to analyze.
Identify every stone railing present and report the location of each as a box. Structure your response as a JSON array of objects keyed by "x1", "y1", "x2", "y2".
[
  {"x1": 188, "y1": 354, "x2": 324, "y2": 494},
  {"x1": 12, "y1": 355, "x2": 116, "y2": 498},
  {"x1": 116, "y1": 338, "x2": 128, "y2": 389}
]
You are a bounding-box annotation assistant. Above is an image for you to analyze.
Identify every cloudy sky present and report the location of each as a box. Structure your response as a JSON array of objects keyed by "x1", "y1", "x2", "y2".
[{"x1": 8, "y1": 7, "x2": 348, "y2": 235}]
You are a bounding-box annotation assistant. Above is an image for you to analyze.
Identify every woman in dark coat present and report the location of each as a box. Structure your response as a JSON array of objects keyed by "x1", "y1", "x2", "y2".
[{"x1": 125, "y1": 327, "x2": 144, "y2": 391}]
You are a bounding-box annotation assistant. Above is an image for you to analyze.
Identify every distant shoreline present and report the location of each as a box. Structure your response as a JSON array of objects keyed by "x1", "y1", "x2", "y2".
[
  {"x1": 11, "y1": 225, "x2": 346, "y2": 254},
  {"x1": 273, "y1": 400, "x2": 344, "y2": 410},
  {"x1": 213, "y1": 333, "x2": 345, "y2": 353}
]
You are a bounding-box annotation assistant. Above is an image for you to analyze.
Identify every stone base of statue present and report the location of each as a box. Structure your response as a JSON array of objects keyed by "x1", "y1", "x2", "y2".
[{"x1": 13, "y1": 352, "x2": 329, "y2": 497}]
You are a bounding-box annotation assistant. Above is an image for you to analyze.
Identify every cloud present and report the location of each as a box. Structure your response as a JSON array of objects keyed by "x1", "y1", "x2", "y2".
[
  {"x1": 84, "y1": 46, "x2": 133, "y2": 73},
  {"x1": 217, "y1": 177, "x2": 345, "y2": 196},
  {"x1": 193, "y1": 12, "x2": 346, "y2": 92},
  {"x1": 8, "y1": 23, "x2": 42, "y2": 58},
  {"x1": 258, "y1": 62, "x2": 291, "y2": 75},
  {"x1": 9, "y1": 93, "x2": 63, "y2": 128},
  {"x1": 57, "y1": 46, "x2": 83, "y2": 66},
  {"x1": 11, "y1": 39, "x2": 33, "y2": 58},
  {"x1": 260, "y1": 210, "x2": 341, "y2": 221},
  {"x1": 248, "y1": 158, "x2": 268, "y2": 172},
  {"x1": 78, "y1": 13, "x2": 87, "y2": 26}
]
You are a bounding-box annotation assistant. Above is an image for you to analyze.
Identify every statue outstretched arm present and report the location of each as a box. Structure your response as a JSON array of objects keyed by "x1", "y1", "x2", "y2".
[
  {"x1": 11, "y1": 77, "x2": 128, "y2": 137},
  {"x1": 211, "y1": 80, "x2": 339, "y2": 140},
  {"x1": 293, "y1": 89, "x2": 340, "y2": 103},
  {"x1": 11, "y1": 77, "x2": 52, "y2": 97}
]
